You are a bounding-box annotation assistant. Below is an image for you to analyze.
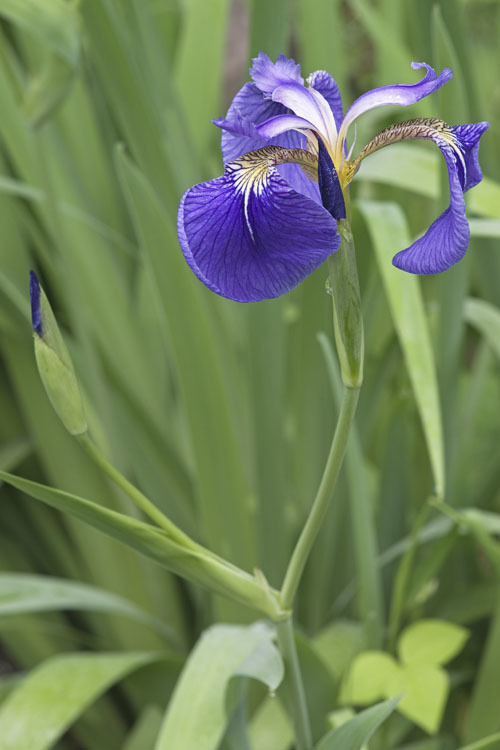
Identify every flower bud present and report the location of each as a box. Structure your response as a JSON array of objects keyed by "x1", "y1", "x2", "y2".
[{"x1": 30, "y1": 271, "x2": 87, "y2": 435}]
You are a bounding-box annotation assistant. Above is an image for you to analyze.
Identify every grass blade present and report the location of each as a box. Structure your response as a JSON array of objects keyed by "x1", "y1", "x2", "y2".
[
  {"x1": 358, "y1": 200, "x2": 445, "y2": 498},
  {"x1": 0, "y1": 651, "x2": 159, "y2": 750}
]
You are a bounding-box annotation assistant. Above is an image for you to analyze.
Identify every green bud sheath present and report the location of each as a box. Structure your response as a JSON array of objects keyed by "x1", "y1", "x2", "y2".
[
  {"x1": 30, "y1": 271, "x2": 87, "y2": 435},
  {"x1": 328, "y1": 220, "x2": 364, "y2": 388}
]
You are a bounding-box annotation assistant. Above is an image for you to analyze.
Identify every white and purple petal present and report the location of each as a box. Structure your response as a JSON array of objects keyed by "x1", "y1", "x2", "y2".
[
  {"x1": 341, "y1": 62, "x2": 453, "y2": 138},
  {"x1": 271, "y1": 82, "x2": 338, "y2": 144},
  {"x1": 219, "y1": 82, "x2": 290, "y2": 163},
  {"x1": 392, "y1": 122, "x2": 489, "y2": 274},
  {"x1": 178, "y1": 151, "x2": 339, "y2": 302},
  {"x1": 218, "y1": 82, "x2": 321, "y2": 202},
  {"x1": 307, "y1": 70, "x2": 343, "y2": 128},
  {"x1": 249, "y1": 52, "x2": 304, "y2": 96}
]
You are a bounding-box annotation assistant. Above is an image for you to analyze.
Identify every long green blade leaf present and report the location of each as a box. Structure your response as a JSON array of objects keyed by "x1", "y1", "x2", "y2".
[
  {"x1": 0, "y1": 651, "x2": 158, "y2": 750},
  {"x1": 155, "y1": 622, "x2": 283, "y2": 750},
  {"x1": 0, "y1": 470, "x2": 282, "y2": 619},
  {"x1": 0, "y1": 573, "x2": 175, "y2": 643},
  {"x1": 464, "y1": 297, "x2": 500, "y2": 360},
  {"x1": 358, "y1": 200, "x2": 445, "y2": 497},
  {"x1": 315, "y1": 697, "x2": 400, "y2": 750}
]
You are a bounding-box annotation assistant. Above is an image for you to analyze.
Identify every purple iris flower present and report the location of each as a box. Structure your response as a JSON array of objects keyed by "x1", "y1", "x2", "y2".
[{"x1": 178, "y1": 53, "x2": 489, "y2": 302}]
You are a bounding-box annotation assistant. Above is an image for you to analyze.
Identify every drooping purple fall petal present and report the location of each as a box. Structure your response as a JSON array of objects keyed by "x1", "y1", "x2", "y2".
[
  {"x1": 392, "y1": 121, "x2": 489, "y2": 273},
  {"x1": 178, "y1": 151, "x2": 339, "y2": 302}
]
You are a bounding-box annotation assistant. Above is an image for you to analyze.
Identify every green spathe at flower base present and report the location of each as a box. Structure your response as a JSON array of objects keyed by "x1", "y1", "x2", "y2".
[
  {"x1": 30, "y1": 271, "x2": 87, "y2": 436},
  {"x1": 317, "y1": 141, "x2": 364, "y2": 388}
]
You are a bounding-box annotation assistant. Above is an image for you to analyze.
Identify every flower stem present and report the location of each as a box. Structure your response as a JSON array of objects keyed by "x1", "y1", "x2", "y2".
[
  {"x1": 276, "y1": 618, "x2": 312, "y2": 750},
  {"x1": 279, "y1": 384, "x2": 360, "y2": 611},
  {"x1": 280, "y1": 222, "x2": 363, "y2": 612},
  {"x1": 78, "y1": 434, "x2": 289, "y2": 621},
  {"x1": 79, "y1": 434, "x2": 196, "y2": 548}
]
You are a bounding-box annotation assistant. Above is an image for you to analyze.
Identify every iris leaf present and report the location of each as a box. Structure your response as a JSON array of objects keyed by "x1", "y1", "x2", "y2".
[
  {"x1": 464, "y1": 297, "x2": 500, "y2": 360},
  {"x1": 358, "y1": 200, "x2": 445, "y2": 498},
  {"x1": 314, "y1": 696, "x2": 400, "y2": 750},
  {"x1": 0, "y1": 651, "x2": 159, "y2": 750},
  {"x1": 154, "y1": 623, "x2": 283, "y2": 750},
  {"x1": 0, "y1": 573, "x2": 177, "y2": 644}
]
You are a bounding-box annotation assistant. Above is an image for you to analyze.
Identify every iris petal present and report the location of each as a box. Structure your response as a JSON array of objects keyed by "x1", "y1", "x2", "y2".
[
  {"x1": 178, "y1": 151, "x2": 339, "y2": 302},
  {"x1": 218, "y1": 82, "x2": 321, "y2": 203},
  {"x1": 392, "y1": 121, "x2": 489, "y2": 274},
  {"x1": 451, "y1": 122, "x2": 489, "y2": 190},
  {"x1": 307, "y1": 70, "x2": 343, "y2": 128},
  {"x1": 219, "y1": 82, "x2": 290, "y2": 164},
  {"x1": 272, "y1": 82, "x2": 338, "y2": 143},
  {"x1": 249, "y1": 52, "x2": 304, "y2": 95},
  {"x1": 317, "y1": 140, "x2": 345, "y2": 220},
  {"x1": 341, "y1": 62, "x2": 453, "y2": 137}
]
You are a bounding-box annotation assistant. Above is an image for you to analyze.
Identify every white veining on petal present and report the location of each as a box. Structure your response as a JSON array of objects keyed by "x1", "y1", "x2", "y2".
[{"x1": 227, "y1": 154, "x2": 269, "y2": 243}]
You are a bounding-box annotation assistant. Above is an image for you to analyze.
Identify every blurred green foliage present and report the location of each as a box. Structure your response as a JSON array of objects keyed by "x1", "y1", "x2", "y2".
[{"x1": 0, "y1": 0, "x2": 499, "y2": 747}]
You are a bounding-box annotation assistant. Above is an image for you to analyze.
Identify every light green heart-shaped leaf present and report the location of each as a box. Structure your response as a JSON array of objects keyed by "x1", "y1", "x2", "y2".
[
  {"x1": 386, "y1": 663, "x2": 448, "y2": 734},
  {"x1": 340, "y1": 651, "x2": 399, "y2": 705},
  {"x1": 398, "y1": 619, "x2": 469, "y2": 667},
  {"x1": 0, "y1": 651, "x2": 159, "y2": 750}
]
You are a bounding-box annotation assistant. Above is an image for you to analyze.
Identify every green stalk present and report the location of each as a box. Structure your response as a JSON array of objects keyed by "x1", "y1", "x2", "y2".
[
  {"x1": 280, "y1": 217, "x2": 363, "y2": 612},
  {"x1": 77, "y1": 435, "x2": 289, "y2": 621},
  {"x1": 276, "y1": 618, "x2": 312, "y2": 750},
  {"x1": 79, "y1": 434, "x2": 195, "y2": 547},
  {"x1": 277, "y1": 217, "x2": 363, "y2": 748},
  {"x1": 280, "y1": 384, "x2": 360, "y2": 611}
]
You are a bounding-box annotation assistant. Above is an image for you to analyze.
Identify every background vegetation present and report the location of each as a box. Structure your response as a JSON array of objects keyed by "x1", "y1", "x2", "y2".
[{"x1": 0, "y1": 0, "x2": 499, "y2": 748}]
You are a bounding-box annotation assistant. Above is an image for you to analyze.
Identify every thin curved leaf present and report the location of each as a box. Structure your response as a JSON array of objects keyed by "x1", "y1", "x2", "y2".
[
  {"x1": 0, "y1": 469, "x2": 284, "y2": 620},
  {"x1": 0, "y1": 651, "x2": 159, "y2": 750},
  {"x1": 0, "y1": 573, "x2": 176, "y2": 644},
  {"x1": 315, "y1": 697, "x2": 400, "y2": 750},
  {"x1": 465, "y1": 297, "x2": 500, "y2": 360},
  {"x1": 155, "y1": 622, "x2": 283, "y2": 750},
  {"x1": 0, "y1": 0, "x2": 81, "y2": 126}
]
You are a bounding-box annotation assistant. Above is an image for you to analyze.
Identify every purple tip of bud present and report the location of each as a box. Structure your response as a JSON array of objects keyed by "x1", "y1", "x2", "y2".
[
  {"x1": 30, "y1": 270, "x2": 43, "y2": 336},
  {"x1": 317, "y1": 139, "x2": 346, "y2": 221}
]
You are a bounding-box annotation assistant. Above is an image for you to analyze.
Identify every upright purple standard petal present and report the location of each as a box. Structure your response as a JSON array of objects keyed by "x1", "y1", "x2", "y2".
[
  {"x1": 341, "y1": 62, "x2": 453, "y2": 137},
  {"x1": 250, "y1": 52, "x2": 304, "y2": 96},
  {"x1": 392, "y1": 122, "x2": 489, "y2": 274},
  {"x1": 307, "y1": 70, "x2": 343, "y2": 129},
  {"x1": 218, "y1": 82, "x2": 321, "y2": 203},
  {"x1": 178, "y1": 150, "x2": 339, "y2": 302},
  {"x1": 219, "y1": 83, "x2": 292, "y2": 163},
  {"x1": 452, "y1": 122, "x2": 489, "y2": 190},
  {"x1": 30, "y1": 270, "x2": 43, "y2": 336}
]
